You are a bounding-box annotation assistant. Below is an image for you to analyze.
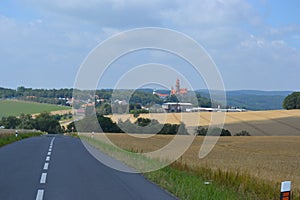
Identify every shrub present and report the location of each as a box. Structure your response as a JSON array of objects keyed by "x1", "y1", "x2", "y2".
[
  {"x1": 234, "y1": 130, "x2": 251, "y2": 136},
  {"x1": 195, "y1": 126, "x2": 232, "y2": 136}
]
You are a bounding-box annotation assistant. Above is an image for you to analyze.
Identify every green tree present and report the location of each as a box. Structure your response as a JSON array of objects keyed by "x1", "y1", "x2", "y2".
[
  {"x1": 195, "y1": 126, "x2": 231, "y2": 136},
  {"x1": 18, "y1": 113, "x2": 34, "y2": 129},
  {"x1": 166, "y1": 95, "x2": 179, "y2": 103},
  {"x1": 0, "y1": 116, "x2": 21, "y2": 129},
  {"x1": 195, "y1": 126, "x2": 208, "y2": 136},
  {"x1": 234, "y1": 130, "x2": 251, "y2": 136},
  {"x1": 74, "y1": 115, "x2": 122, "y2": 133},
  {"x1": 196, "y1": 93, "x2": 212, "y2": 107},
  {"x1": 135, "y1": 118, "x2": 152, "y2": 127},
  {"x1": 97, "y1": 103, "x2": 112, "y2": 115},
  {"x1": 283, "y1": 92, "x2": 300, "y2": 109},
  {"x1": 34, "y1": 112, "x2": 62, "y2": 134},
  {"x1": 98, "y1": 115, "x2": 122, "y2": 132},
  {"x1": 66, "y1": 122, "x2": 76, "y2": 133}
]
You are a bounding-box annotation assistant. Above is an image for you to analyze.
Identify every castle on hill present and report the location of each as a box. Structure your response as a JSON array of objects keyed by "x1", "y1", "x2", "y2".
[
  {"x1": 170, "y1": 78, "x2": 187, "y2": 95},
  {"x1": 153, "y1": 78, "x2": 188, "y2": 98}
]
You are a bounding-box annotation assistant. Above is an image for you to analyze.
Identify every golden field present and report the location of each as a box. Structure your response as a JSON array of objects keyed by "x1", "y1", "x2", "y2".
[
  {"x1": 110, "y1": 109, "x2": 300, "y2": 136},
  {"x1": 85, "y1": 133, "x2": 300, "y2": 192},
  {"x1": 84, "y1": 110, "x2": 300, "y2": 193}
]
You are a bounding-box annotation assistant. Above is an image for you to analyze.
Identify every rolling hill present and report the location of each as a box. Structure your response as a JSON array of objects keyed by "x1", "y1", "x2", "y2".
[{"x1": 197, "y1": 89, "x2": 294, "y2": 110}]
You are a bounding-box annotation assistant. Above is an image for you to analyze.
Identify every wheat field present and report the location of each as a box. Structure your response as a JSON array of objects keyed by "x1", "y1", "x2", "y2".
[
  {"x1": 110, "y1": 109, "x2": 300, "y2": 136},
  {"x1": 85, "y1": 133, "x2": 300, "y2": 193},
  {"x1": 87, "y1": 110, "x2": 300, "y2": 192}
]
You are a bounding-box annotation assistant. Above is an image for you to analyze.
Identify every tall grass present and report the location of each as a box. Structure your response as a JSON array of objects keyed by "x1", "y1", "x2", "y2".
[
  {"x1": 81, "y1": 135, "x2": 163, "y2": 172},
  {"x1": 146, "y1": 165, "x2": 254, "y2": 200},
  {"x1": 163, "y1": 161, "x2": 281, "y2": 199},
  {"x1": 0, "y1": 132, "x2": 44, "y2": 147}
]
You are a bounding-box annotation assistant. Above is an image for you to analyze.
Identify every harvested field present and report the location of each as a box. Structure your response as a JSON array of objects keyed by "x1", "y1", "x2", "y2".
[
  {"x1": 84, "y1": 133, "x2": 300, "y2": 192},
  {"x1": 110, "y1": 110, "x2": 300, "y2": 136}
]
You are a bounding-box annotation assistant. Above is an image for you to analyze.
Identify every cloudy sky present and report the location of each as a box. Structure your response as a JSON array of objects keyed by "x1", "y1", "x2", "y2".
[{"x1": 0, "y1": 0, "x2": 299, "y2": 91}]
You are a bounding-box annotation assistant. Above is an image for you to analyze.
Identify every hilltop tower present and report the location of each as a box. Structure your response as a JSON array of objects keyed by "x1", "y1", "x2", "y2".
[
  {"x1": 175, "y1": 78, "x2": 180, "y2": 93},
  {"x1": 170, "y1": 78, "x2": 187, "y2": 95}
]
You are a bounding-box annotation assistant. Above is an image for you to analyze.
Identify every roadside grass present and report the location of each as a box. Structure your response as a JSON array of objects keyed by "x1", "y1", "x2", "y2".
[
  {"x1": 64, "y1": 132, "x2": 79, "y2": 138},
  {"x1": 146, "y1": 164, "x2": 256, "y2": 200},
  {"x1": 146, "y1": 161, "x2": 281, "y2": 200},
  {"x1": 81, "y1": 135, "x2": 163, "y2": 172},
  {"x1": 0, "y1": 100, "x2": 70, "y2": 118},
  {"x1": 0, "y1": 132, "x2": 44, "y2": 147},
  {"x1": 80, "y1": 134, "x2": 289, "y2": 200}
]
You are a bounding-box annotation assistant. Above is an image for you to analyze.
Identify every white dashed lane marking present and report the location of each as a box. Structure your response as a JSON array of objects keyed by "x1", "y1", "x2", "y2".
[
  {"x1": 36, "y1": 189, "x2": 44, "y2": 200},
  {"x1": 46, "y1": 156, "x2": 50, "y2": 161},
  {"x1": 43, "y1": 163, "x2": 49, "y2": 170},
  {"x1": 40, "y1": 173, "x2": 47, "y2": 184},
  {"x1": 35, "y1": 137, "x2": 55, "y2": 200}
]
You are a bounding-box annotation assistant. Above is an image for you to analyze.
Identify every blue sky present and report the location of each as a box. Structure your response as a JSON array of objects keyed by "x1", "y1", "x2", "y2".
[{"x1": 0, "y1": 0, "x2": 299, "y2": 91}]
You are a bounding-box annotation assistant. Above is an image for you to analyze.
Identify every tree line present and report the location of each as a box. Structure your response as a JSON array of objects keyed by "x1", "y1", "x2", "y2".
[
  {"x1": 66, "y1": 114, "x2": 188, "y2": 135},
  {"x1": 1, "y1": 111, "x2": 250, "y2": 136},
  {"x1": 0, "y1": 87, "x2": 73, "y2": 99},
  {"x1": 0, "y1": 86, "x2": 212, "y2": 108},
  {"x1": 0, "y1": 112, "x2": 62, "y2": 134},
  {"x1": 66, "y1": 114, "x2": 248, "y2": 136}
]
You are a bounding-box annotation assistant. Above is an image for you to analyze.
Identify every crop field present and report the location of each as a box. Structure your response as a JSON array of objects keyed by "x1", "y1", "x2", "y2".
[
  {"x1": 84, "y1": 133, "x2": 300, "y2": 194},
  {"x1": 110, "y1": 109, "x2": 300, "y2": 136},
  {"x1": 0, "y1": 100, "x2": 70, "y2": 118}
]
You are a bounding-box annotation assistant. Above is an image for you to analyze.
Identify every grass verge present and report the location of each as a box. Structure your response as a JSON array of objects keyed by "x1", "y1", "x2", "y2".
[
  {"x1": 0, "y1": 132, "x2": 44, "y2": 147},
  {"x1": 81, "y1": 135, "x2": 163, "y2": 172},
  {"x1": 146, "y1": 162, "x2": 282, "y2": 200}
]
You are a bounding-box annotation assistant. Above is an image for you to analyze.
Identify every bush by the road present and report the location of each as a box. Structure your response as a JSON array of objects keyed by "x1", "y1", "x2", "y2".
[{"x1": 0, "y1": 112, "x2": 62, "y2": 134}]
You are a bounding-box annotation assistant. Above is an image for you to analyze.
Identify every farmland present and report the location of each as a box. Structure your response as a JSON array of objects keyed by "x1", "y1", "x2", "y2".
[
  {"x1": 84, "y1": 133, "x2": 300, "y2": 197},
  {"x1": 84, "y1": 110, "x2": 300, "y2": 197},
  {"x1": 111, "y1": 109, "x2": 300, "y2": 136},
  {"x1": 0, "y1": 100, "x2": 70, "y2": 118}
]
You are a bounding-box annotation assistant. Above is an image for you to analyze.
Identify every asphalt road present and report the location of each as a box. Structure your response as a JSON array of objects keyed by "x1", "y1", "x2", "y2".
[{"x1": 0, "y1": 135, "x2": 176, "y2": 200}]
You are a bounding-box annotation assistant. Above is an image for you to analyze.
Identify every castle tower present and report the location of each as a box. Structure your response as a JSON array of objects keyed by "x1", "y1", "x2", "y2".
[{"x1": 175, "y1": 78, "x2": 180, "y2": 93}]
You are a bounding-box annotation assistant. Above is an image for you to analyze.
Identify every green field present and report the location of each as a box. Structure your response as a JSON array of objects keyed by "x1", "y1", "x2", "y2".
[{"x1": 0, "y1": 100, "x2": 70, "y2": 118}]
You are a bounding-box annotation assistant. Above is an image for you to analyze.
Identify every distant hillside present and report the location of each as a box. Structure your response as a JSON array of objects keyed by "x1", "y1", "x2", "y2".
[
  {"x1": 197, "y1": 90, "x2": 293, "y2": 110},
  {"x1": 226, "y1": 90, "x2": 292, "y2": 97},
  {"x1": 0, "y1": 86, "x2": 294, "y2": 111}
]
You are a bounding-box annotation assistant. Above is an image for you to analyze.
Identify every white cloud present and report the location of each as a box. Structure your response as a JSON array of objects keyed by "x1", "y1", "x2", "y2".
[
  {"x1": 1, "y1": 0, "x2": 300, "y2": 89},
  {"x1": 162, "y1": 0, "x2": 261, "y2": 27}
]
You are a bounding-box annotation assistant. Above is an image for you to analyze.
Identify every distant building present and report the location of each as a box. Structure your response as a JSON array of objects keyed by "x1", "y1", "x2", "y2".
[
  {"x1": 153, "y1": 78, "x2": 188, "y2": 99},
  {"x1": 170, "y1": 78, "x2": 187, "y2": 95},
  {"x1": 114, "y1": 99, "x2": 128, "y2": 106},
  {"x1": 153, "y1": 89, "x2": 169, "y2": 98},
  {"x1": 189, "y1": 107, "x2": 247, "y2": 112},
  {"x1": 162, "y1": 102, "x2": 192, "y2": 112}
]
